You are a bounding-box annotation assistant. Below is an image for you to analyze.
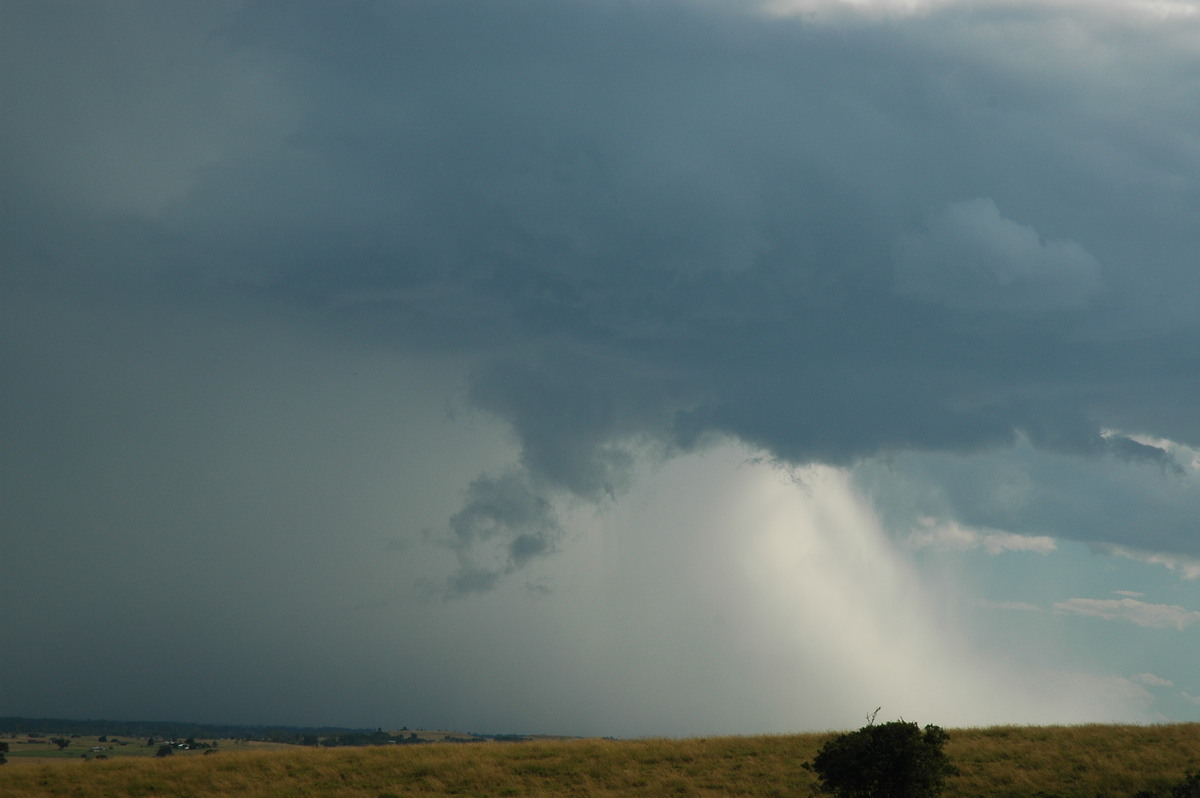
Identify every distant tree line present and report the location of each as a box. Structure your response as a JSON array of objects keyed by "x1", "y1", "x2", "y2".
[
  {"x1": 316, "y1": 730, "x2": 395, "y2": 747},
  {"x1": 0, "y1": 717, "x2": 527, "y2": 751},
  {"x1": 0, "y1": 717, "x2": 376, "y2": 745},
  {"x1": 307, "y1": 730, "x2": 489, "y2": 747}
]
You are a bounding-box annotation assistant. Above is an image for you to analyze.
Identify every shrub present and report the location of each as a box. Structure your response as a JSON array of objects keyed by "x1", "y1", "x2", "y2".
[
  {"x1": 805, "y1": 719, "x2": 958, "y2": 798},
  {"x1": 1170, "y1": 772, "x2": 1200, "y2": 798},
  {"x1": 1135, "y1": 769, "x2": 1200, "y2": 798}
]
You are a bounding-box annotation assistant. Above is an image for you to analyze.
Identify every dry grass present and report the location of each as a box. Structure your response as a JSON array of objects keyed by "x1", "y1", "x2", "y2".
[
  {"x1": 946, "y1": 723, "x2": 1200, "y2": 797},
  {"x1": 0, "y1": 724, "x2": 1198, "y2": 797}
]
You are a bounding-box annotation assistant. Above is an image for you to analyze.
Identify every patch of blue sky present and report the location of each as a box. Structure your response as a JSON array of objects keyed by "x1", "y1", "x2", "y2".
[{"x1": 910, "y1": 538, "x2": 1200, "y2": 722}]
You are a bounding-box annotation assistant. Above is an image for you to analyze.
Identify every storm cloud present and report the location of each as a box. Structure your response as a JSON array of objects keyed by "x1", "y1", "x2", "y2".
[{"x1": 4, "y1": 0, "x2": 1200, "y2": 733}]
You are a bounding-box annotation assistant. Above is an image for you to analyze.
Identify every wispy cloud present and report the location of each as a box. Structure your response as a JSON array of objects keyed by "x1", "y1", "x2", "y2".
[
  {"x1": 907, "y1": 517, "x2": 1056, "y2": 555},
  {"x1": 1133, "y1": 672, "x2": 1175, "y2": 688},
  {"x1": 1035, "y1": 672, "x2": 1154, "y2": 712},
  {"x1": 978, "y1": 599, "x2": 1041, "y2": 612},
  {"x1": 1054, "y1": 597, "x2": 1200, "y2": 630},
  {"x1": 1093, "y1": 545, "x2": 1200, "y2": 580}
]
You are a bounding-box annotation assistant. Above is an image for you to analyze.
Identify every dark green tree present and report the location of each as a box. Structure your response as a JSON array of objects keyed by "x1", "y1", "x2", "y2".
[
  {"x1": 155, "y1": 744, "x2": 174, "y2": 757},
  {"x1": 50, "y1": 737, "x2": 70, "y2": 750},
  {"x1": 805, "y1": 719, "x2": 957, "y2": 798}
]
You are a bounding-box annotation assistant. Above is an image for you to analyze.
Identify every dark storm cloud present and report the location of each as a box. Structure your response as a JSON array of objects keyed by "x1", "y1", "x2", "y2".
[
  {"x1": 6, "y1": 0, "x2": 1200, "y2": 596},
  {"x1": 856, "y1": 436, "x2": 1200, "y2": 557},
  {"x1": 894, "y1": 197, "x2": 1103, "y2": 312},
  {"x1": 447, "y1": 470, "x2": 563, "y2": 594}
]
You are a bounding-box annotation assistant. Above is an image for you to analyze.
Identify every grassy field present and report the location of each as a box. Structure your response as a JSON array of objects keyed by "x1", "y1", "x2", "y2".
[{"x1": 0, "y1": 724, "x2": 1198, "y2": 797}]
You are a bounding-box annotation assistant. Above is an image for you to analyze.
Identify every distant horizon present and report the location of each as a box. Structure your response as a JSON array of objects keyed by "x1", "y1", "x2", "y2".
[{"x1": 7, "y1": 712, "x2": 1200, "y2": 740}]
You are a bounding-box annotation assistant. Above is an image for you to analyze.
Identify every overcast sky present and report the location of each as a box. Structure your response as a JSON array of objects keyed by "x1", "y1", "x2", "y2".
[{"x1": 5, "y1": 0, "x2": 1200, "y2": 737}]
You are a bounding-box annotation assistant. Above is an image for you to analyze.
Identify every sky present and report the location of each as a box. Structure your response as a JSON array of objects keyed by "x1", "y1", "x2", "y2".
[{"x1": 4, "y1": 0, "x2": 1200, "y2": 738}]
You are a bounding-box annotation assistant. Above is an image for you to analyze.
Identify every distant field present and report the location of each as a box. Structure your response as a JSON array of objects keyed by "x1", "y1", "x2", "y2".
[
  {"x1": 0, "y1": 724, "x2": 1198, "y2": 797},
  {"x1": 1, "y1": 734, "x2": 290, "y2": 764},
  {"x1": 0, "y1": 729, "x2": 530, "y2": 764}
]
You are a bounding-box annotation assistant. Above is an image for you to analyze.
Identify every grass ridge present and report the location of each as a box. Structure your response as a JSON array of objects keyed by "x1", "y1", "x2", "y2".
[{"x1": 1, "y1": 723, "x2": 1198, "y2": 797}]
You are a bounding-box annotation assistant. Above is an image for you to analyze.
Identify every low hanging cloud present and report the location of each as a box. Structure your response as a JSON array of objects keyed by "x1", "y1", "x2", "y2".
[
  {"x1": 855, "y1": 435, "x2": 1200, "y2": 564},
  {"x1": 446, "y1": 471, "x2": 563, "y2": 594},
  {"x1": 5, "y1": 0, "x2": 1200, "y2": 596}
]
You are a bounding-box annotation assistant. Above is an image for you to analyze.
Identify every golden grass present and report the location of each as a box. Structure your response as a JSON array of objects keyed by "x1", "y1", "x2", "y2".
[
  {"x1": 0, "y1": 724, "x2": 1197, "y2": 797},
  {"x1": 947, "y1": 723, "x2": 1200, "y2": 797}
]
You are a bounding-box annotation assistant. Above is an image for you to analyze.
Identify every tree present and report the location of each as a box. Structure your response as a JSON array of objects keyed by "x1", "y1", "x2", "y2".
[
  {"x1": 155, "y1": 744, "x2": 174, "y2": 757},
  {"x1": 0, "y1": 741, "x2": 8, "y2": 753},
  {"x1": 805, "y1": 718, "x2": 957, "y2": 798},
  {"x1": 50, "y1": 737, "x2": 70, "y2": 750}
]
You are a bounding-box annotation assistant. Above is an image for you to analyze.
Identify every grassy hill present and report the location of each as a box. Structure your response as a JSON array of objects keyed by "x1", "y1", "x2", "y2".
[{"x1": 1, "y1": 723, "x2": 1198, "y2": 797}]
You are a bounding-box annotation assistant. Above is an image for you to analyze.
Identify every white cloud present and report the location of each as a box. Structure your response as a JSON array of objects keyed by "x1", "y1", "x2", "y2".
[
  {"x1": 1054, "y1": 597, "x2": 1200, "y2": 630},
  {"x1": 906, "y1": 516, "x2": 1056, "y2": 555},
  {"x1": 1133, "y1": 672, "x2": 1175, "y2": 688},
  {"x1": 759, "y1": 0, "x2": 950, "y2": 19},
  {"x1": 1093, "y1": 675, "x2": 1156, "y2": 706},
  {"x1": 758, "y1": 0, "x2": 1200, "y2": 21},
  {"x1": 1096, "y1": 545, "x2": 1200, "y2": 580},
  {"x1": 1026, "y1": 672, "x2": 1154, "y2": 714},
  {"x1": 1130, "y1": 0, "x2": 1200, "y2": 20}
]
